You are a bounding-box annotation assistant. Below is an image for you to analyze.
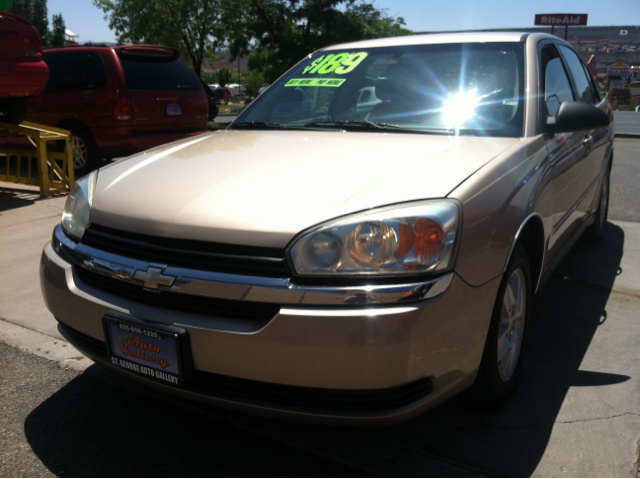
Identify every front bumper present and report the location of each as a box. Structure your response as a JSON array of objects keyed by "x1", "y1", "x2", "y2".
[{"x1": 41, "y1": 225, "x2": 500, "y2": 425}]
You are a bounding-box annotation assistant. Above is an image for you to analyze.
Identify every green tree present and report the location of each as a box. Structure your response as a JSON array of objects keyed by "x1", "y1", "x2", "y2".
[
  {"x1": 94, "y1": 0, "x2": 224, "y2": 77},
  {"x1": 8, "y1": 0, "x2": 30, "y2": 17},
  {"x1": 30, "y1": 0, "x2": 48, "y2": 46},
  {"x1": 201, "y1": 72, "x2": 216, "y2": 84},
  {"x1": 244, "y1": 70, "x2": 264, "y2": 97},
  {"x1": 230, "y1": 71, "x2": 248, "y2": 83},
  {"x1": 224, "y1": 0, "x2": 411, "y2": 83},
  {"x1": 216, "y1": 67, "x2": 231, "y2": 87},
  {"x1": 49, "y1": 13, "x2": 64, "y2": 47},
  {"x1": 247, "y1": 49, "x2": 290, "y2": 84}
]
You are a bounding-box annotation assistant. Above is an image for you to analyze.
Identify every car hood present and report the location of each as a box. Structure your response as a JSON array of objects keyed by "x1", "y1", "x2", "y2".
[{"x1": 90, "y1": 130, "x2": 519, "y2": 248}]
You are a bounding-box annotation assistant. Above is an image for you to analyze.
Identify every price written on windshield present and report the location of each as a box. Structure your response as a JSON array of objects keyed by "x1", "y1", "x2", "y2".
[{"x1": 302, "y1": 52, "x2": 368, "y2": 75}]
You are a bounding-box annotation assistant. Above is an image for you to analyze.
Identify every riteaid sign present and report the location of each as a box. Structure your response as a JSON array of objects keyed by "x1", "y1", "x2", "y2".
[{"x1": 535, "y1": 14, "x2": 588, "y2": 26}]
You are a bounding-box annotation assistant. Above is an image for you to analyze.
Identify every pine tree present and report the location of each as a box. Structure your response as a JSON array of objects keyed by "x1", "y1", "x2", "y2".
[
  {"x1": 8, "y1": 0, "x2": 31, "y2": 17},
  {"x1": 49, "y1": 13, "x2": 65, "y2": 47},
  {"x1": 30, "y1": 0, "x2": 48, "y2": 46}
]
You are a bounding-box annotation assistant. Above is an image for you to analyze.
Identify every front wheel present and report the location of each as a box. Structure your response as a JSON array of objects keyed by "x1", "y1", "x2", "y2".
[
  {"x1": 585, "y1": 165, "x2": 610, "y2": 243},
  {"x1": 58, "y1": 126, "x2": 102, "y2": 177},
  {"x1": 472, "y1": 243, "x2": 531, "y2": 408}
]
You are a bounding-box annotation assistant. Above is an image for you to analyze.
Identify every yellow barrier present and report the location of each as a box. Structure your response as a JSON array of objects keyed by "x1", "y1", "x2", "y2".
[{"x1": 0, "y1": 121, "x2": 75, "y2": 197}]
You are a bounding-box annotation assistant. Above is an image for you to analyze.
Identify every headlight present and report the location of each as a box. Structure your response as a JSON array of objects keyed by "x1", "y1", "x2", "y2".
[
  {"x1": 61, "y1": 171, "x2": 98, "y2": 241},
  {"x1": 289, "y1": 200, "x2": 461, "y2": 276}
]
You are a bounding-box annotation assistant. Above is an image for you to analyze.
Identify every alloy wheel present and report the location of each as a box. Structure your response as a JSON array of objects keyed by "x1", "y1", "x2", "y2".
[
  {"x1": 497, "y1": 268, "x2": 526, "y2": 382},
  {"x1": 71, "y1": 135, "x2": 88, "y2": 169}
]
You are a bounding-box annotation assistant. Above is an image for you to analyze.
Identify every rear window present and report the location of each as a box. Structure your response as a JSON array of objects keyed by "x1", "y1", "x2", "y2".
[
  {"x1": 44, "y1": 51, "x2": 107, "y2": 92},
  {"x1": 119, "y1": 56, "x2": 202, "y2": 92}
]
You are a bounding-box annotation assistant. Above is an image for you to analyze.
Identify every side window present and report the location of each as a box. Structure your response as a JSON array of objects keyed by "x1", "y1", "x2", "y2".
[
  {"x1": 541, "y1": 45, "x2": 574, "y2": 117},
  {"x1": 558, "y1": 45, "x2": 594, "y2": 104},
  {"x1": 581, "y1": 62, "x2": 601, "y2": 102},
  {"x1": 43, "y1": 52, "x2": 107, "y2": 93}
]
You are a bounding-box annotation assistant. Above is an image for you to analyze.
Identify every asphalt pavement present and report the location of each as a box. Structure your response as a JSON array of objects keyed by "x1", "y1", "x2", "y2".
[
  {"x1": 1, "y1": 137, "x2": 640, "y2": 477},
  {"x1": 614, "y1": 111, "x2": 640, "y2": 135},
  {"x1": 0, "y1": 342, "x2": 367, "y2": 477},
  {"x1": 214, "y1": 113, "x2": 238, "y2": 123}
]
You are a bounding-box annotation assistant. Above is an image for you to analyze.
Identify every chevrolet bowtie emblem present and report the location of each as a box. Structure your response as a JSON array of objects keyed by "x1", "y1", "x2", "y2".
[{"x1": 132, "y1": 267, "x2": 176, "y2": 290}]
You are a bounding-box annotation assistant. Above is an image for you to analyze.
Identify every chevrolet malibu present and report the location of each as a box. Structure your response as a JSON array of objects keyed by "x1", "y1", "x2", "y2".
[{"x1": 41, "y1": 32, "x2": 613, "y2": 426}]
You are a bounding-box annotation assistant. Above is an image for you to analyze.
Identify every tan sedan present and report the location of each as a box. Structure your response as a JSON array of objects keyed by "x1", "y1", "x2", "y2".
[{"x1": 40, "y1": 32, "x2": 613, "y2": 426}]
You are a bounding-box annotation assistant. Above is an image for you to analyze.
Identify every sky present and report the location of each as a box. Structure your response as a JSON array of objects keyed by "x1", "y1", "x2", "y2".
[{"x1": 48, "y1": 0, "x2": 640, "y2": 44}]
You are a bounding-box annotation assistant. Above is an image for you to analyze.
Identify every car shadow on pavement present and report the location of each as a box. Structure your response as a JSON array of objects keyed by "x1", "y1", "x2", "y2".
[
  {"x1": 368, "y1": 222, "x2": 629, "y2": 476},
  {"x1": 22, "y1": 366, "x2": 367, "y2": 477},
  {"x1": 23, "y1": 224, "x2": 626, "y2": 477},
  {"x1": 0, "y1": 187, "x2": 40, "y2": 212}
]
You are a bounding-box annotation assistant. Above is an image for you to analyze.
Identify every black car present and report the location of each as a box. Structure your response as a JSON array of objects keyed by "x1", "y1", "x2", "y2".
[{"x1": 200, "y1": 79, "x2": 219, "y2": 121}]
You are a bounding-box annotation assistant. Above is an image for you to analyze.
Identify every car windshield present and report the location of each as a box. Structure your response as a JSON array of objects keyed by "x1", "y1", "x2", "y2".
[{"x1": 234, "y1": 42, "x2": 525, "y2": 137}]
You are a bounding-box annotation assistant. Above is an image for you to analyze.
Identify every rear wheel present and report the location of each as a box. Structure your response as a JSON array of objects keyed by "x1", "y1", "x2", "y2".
[{"x1": 472, "y1": 244, "x2": 531, "y2": 408}]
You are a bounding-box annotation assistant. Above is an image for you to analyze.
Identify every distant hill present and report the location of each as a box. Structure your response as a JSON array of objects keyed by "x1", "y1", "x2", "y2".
[
  {"x1": 417, "y1": 26, "x2": 640, "y2": 66},
  {"x1": 205, "y1": 27, "x2": 640, "y2": 76},
  {"x1": 203, "y1": 50, "x2": 250, "y2": 75}
]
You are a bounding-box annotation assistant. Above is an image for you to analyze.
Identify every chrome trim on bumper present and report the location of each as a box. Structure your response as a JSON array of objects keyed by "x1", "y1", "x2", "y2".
[{"x1": 54, "y1": 225, "x2": 453, "y2": 306}]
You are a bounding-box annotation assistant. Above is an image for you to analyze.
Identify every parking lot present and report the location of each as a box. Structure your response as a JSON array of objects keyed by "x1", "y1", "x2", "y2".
[{"x1": 0, "y1": 136, "x2": 639, "y2": 477}]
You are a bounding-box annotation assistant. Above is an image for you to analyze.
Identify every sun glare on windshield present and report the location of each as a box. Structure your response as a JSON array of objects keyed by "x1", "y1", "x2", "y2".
[
  {"x1": 441, "y1": 89, "x2": 480, "y2": 128},
  {"x1": 237, "y1": 43, "x2": 525, "y2": 137}
]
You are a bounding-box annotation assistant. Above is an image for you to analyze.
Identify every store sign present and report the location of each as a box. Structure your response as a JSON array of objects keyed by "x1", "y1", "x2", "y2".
[
  {"x1": 607, "y1": 61, "x2": 632, "y2": 77},
  {"x1": 534, "y1": 14, "x2": 588, "y2": 26}
]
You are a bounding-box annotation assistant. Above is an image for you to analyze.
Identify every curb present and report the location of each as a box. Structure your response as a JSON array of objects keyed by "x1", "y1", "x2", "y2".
[{"x1": 0, "y1": 318, "x2": 92, "y2": 371}]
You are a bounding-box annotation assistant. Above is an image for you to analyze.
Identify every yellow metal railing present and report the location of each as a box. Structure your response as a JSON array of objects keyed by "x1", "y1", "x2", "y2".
[{"x1": 0, "y1": 121, "x2": 75, "y2": 197}]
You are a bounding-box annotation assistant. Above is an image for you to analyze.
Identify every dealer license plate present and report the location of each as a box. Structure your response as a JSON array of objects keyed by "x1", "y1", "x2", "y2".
[
  {"x1": 166, "y1": 103, "x2": 182, "y2": 116},
  {"x1": 103, "y1": 313, "x2": 185, "y2": 386}
]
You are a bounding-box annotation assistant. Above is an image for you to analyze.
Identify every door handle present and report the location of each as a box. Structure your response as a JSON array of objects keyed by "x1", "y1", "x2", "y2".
[{"x1": 583, "y1": 135, "x2": 594, "y2": 150}]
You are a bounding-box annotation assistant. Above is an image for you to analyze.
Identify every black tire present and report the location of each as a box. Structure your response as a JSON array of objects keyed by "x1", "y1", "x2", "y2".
[
  {"x1": 585, "y1": 165, "x2": 610, "y2": 243},
  {"x1": 58, "y1": 126, "x2": 102, "y2": 178},
  {"x1": 0, "y1": 97, "x2": 28, "y2": 125},
  {"x1": 471, "y1": 243, "x2": 532, "y2": 409}
]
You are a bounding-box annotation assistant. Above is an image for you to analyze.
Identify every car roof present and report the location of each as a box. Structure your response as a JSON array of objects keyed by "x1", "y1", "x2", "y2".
[
  {"x1": 323, "y1": 31, "x2": 531, "y2": 50},
  {"x1": 43, "y1": 44, "x2": 179, "y2": 56}
]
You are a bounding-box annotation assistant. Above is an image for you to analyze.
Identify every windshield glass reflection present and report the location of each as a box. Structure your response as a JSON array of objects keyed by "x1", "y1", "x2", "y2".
[{"x1": 235, "y1": 42, "x2": 525, "y2": 137}]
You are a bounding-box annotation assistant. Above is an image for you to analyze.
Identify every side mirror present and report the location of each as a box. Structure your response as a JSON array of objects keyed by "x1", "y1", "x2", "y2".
[{"x1": 547, "y1": 101, "x2": 610, "y2": 134}]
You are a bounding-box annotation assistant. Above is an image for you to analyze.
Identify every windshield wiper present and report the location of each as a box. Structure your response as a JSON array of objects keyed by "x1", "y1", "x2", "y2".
[
  {"x1": 232, "y1": 121, "x2": 322, "y2": 131},
  {"x1": 303, "y1": 120, "x2": 404, "y2": 130},
  {"x1": 302, "y1": 120, "x2": 455, "y2": 135},
  {"x1": 232, "y1": 121, "x2": 291, "y2": 129},
  {"x1": 176, "y1": 85, "x2": 201, "y2": 90}
]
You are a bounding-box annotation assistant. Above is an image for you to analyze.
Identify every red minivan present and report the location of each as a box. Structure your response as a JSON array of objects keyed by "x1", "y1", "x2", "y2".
[{"x1": 25, "y1": 44, "x2": 208, "y2": 176}]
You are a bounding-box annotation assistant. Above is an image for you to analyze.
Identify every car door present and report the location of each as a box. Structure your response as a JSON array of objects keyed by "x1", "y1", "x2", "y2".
[
  {"x1": 541, "y1": 43, "x2": 590, "y2": 262},
  {"x1": 557, "y1": 44, "x2": 609, "y2": 214},
  {"x1": 35, "y1": 51, "x2": 106, "y2": 128}
]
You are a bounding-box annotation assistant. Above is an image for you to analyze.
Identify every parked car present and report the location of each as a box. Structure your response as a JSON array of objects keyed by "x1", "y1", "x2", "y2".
[
  {"x1": 22, "y1": 44, "x2": 208, "y2": 176},
  {"x1": 42, "y1": 32, "x2": 612, "y2": 426},
  {"x1": 200, "y1": 79, "x2": 219, "y2": 121},
  {"x1": 0, "y1": 11, "x2": 49, "y2": 125}
]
